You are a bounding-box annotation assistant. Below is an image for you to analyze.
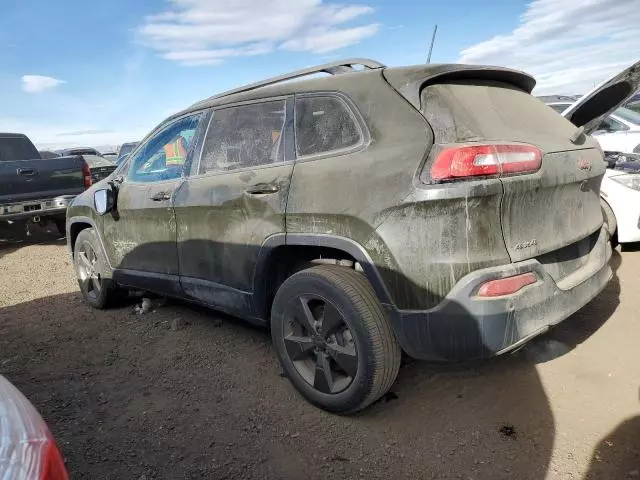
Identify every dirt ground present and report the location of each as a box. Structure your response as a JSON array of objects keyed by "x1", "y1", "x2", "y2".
[{"x1": 0, "y1": 226, "x2": 639, "y2": 480}]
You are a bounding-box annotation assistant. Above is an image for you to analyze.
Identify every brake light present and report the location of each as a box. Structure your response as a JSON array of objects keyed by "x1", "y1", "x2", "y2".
[
  {"x1": 430, "y1": 144, "x2": 542, "y2": 181},
  {"x1": 82, "y1": 161, "x2": 92, "y2": 188},
  {"x1": 477, "y1": 272, "x2": 537, "y2": 297}
]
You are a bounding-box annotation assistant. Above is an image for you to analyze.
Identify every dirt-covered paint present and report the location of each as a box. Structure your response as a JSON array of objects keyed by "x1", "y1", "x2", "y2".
[
  {"x1": 173, "y1": 163, "x2": 293, "y2": 292},
  {"x1": 66, "y1": 59, "x2": 627, "y2": 361}
]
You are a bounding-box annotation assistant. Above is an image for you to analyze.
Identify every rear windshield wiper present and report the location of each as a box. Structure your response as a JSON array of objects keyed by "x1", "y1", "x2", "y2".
[{"x1": 570, "y1": 126, "x2": 585, "y2": 144}]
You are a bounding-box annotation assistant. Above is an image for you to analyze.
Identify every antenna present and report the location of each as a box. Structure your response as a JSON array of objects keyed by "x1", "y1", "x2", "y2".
[{"x1": 427, "y1": 24, "x2": 438, "y2": 64}]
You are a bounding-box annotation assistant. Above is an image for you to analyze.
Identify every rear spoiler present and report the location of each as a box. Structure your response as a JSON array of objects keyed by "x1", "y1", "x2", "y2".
[{"x1": 382, "y1": 64, "x2": 536, "y2": 111}]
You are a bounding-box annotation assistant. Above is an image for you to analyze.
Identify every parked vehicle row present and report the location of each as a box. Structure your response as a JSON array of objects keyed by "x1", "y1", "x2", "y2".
[
  {"x1": 0, "y1": 132, "x2": 89, "y2": 236},
  {"x1": 0, "y1": 138, "x2": 132, "y2": 235},
  {"x1": 64, "y1": 58, "x2": 640, "y2": 413}
]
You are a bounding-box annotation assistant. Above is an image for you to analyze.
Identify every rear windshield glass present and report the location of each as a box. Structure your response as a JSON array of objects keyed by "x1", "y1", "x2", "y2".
[
  {"x1": 0, "y1": 136, "x2": 40, "y2": 161},
  {"x1": 421, "y1": 81, "x2": 580, "y2": 150}
]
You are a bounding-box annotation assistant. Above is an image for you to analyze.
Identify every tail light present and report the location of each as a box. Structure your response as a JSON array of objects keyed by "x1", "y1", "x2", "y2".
[
  {"x1": 82, "y1": 161, "x2": 92, "y2": 189},
  {"x1": 477, "y1": 272, "x2": 537, "y2": 297},
  {"x1": 0, "y1": 375, "x2": 69, "y2": 480},
  {"x1": 429, "y1": 144, "x2": 542, "y2": 182}
]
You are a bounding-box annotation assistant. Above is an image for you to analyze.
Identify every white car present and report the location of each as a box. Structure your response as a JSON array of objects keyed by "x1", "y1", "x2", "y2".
[
  {"x1": 545, "y1": 100, "x2": 640, "y2": 154},
  {"x1": 600, "y1": 153, "x2": 640, "y2": 245},
  {"x1": 543, "y1": 80, "x2": 640, "y2": 246}
]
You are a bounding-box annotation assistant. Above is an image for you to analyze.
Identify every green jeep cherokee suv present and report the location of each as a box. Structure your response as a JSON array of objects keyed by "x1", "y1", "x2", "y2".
[{"x1": 67, "y1": 58, "x2": 636, "y2": 413}]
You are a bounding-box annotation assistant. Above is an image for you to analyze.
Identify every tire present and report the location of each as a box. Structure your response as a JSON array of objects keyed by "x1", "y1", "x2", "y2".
[
  {"x1": 73, "y1": 228, "x2": 115, "y2": 309},
  {"x1": 271, "y1": 265, "x2": 401, "y2": 414},
  {"x1": 601, "y1": 200, "x2": 618, "y2": 249}
]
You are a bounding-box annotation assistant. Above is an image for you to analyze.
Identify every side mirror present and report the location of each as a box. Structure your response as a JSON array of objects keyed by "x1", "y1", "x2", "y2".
[{"x1": 94, "y1": 188, "x2": 115, "y2": 215}]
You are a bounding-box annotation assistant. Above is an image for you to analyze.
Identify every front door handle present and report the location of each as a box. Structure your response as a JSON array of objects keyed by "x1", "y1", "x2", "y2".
[
  {"x1": 150, "y1": 191, "x2": 172, "y2": 201},
  {"x1": 17, "y1": 168, "x2": 36, "y2": 176},
  {"x1": 245, "y1": 183, "x2": 279, "y2": 195}
]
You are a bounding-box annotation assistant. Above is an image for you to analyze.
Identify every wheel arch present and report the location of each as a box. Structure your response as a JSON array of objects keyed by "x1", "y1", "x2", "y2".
[
  {"x1": 600, "y1": 197, "x2": 617, "y2": 234},
  {"x1": 251, "y1": 233, "x2": 393, "y2": 321},
  {"x1": 67, "y1": 216, "x2": 113, "y2": 271}
]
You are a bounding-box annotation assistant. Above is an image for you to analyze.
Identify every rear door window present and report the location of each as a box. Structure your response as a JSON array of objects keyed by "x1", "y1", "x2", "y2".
[
  {"x1": 199, "y1": 100, "x2": 286, "y2": 174},
  {"x1": 0, "y1": 136, "x2": 40, "y2": 161},
  {"x1": 294, "y1": 95, "x2": 363, "y2": 157}
]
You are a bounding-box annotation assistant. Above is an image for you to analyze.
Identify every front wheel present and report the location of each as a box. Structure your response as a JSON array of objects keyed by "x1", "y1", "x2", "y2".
[
  {"x1": 271, "y1": 265, "x2": 401, "y2": 414},
  {"x1": 73, "y1": 228, "x2": 115, "y2": 309}
]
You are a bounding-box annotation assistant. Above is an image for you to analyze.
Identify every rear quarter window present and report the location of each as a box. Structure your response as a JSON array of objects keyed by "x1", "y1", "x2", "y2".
[{"x1": 295, "y1": 95, "x2": 363, "y2": 157}]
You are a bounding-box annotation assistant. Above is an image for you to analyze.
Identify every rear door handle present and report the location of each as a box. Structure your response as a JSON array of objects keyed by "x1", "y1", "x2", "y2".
[
  {"x1": 17, "y1": 168, "x2": 36, "y2": 176},
  {"x1": 245, "y1": 183, "x2": 279, "y2": 195},
  {"x1": 150, "y1": 191, "x2": 172, "y2": 201}
]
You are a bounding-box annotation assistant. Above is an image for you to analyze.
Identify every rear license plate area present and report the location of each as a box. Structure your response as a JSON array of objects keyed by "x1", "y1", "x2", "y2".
[{"x1": 536, "y1": 230, "x2": 599, "y2": 283}]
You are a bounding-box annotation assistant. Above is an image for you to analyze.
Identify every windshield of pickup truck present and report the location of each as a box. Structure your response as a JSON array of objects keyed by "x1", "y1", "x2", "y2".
[{"x1": 0, "y1": 135, "x2": 40, "y2": 161}]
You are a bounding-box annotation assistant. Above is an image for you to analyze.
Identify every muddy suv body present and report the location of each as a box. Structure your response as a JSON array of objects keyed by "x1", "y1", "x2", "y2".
[{"x1": 67, "y1": 58, "x2": 639, "y2": 413}]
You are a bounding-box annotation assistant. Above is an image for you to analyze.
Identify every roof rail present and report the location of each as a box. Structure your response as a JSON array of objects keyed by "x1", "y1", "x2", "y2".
[{"x1": 200, "y1": 58, "x2": 385, "y2": 103}]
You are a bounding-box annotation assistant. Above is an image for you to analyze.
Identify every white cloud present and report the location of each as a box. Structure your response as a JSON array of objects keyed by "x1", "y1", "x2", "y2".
[
  {"x1": 21, "y1": 75, "x2": 66, "y2": 93},
  {"x1": 458, "y1": 0, "x2": 640, "y2": 95},
  {"x1": 280, "y1": 24, "x2": 379, "y2": 53},
  {"x1": 137, "y1": 0, "x2": 378, "y2": 66}
]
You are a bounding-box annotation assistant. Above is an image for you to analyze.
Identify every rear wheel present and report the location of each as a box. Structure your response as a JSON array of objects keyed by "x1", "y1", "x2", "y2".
[
  {"x1": 271, "y1": 265, "x2": 401, "y2": 414},
  {"x1": 601, "y1": 200, "x2": 618, "y2": 249},
  {"x1": 74, "y1": 228, "x2": 115, "y2": 309}
]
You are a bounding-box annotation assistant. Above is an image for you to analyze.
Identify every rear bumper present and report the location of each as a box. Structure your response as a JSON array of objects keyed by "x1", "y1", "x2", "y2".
[
  {"x1": 0, "y1": 195, "x2": 74, "y2": 222},
  {"x1": 387, "y1": 227, "x2": 612, "y2": 361}
]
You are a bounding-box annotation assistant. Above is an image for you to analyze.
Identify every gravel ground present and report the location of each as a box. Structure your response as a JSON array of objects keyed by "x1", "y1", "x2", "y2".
[{"x1": 0, "y1": 227, "x2": 639, "y2": 479}]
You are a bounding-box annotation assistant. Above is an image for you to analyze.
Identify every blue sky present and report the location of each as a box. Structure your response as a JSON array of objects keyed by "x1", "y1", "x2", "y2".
[{"x1": 1, "y1": 0, "x2": 638, "y2": 149}]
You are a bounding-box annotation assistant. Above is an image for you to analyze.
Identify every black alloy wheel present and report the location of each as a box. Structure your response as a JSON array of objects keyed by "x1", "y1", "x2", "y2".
[{"x1": 282, "y1": 294, "x2": 358, "y2": 394}]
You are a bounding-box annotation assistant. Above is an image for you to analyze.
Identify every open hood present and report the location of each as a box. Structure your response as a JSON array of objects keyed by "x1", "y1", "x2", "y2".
[{"x1": 561, "y1": 59, "x2": 640, "y2": 134}]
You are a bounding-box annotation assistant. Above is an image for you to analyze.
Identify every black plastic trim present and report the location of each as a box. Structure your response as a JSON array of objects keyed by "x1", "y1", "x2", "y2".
[
  {"x1": 113, "y1": 268, "x2": 184, "y2": 298},
  {"x1": 251, "y1": 233, "x2": 394, "y2": 320},
  {"x1": 181, "y1": 275, "x2": 253, "y2": 317},
  {"x1": 67, "y1": 215, "x2": 101, "y2": 258}
]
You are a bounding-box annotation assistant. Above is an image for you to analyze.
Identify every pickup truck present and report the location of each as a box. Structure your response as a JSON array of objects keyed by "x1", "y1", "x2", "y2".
[{"x1": 0, "y1": 132, "x2": 89, "y2": 236}]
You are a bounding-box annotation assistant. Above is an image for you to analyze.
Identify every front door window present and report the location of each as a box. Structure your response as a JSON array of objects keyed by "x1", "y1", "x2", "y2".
[{"x1": 129, "y1": 113, "x2": 203, "y2": 183}]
